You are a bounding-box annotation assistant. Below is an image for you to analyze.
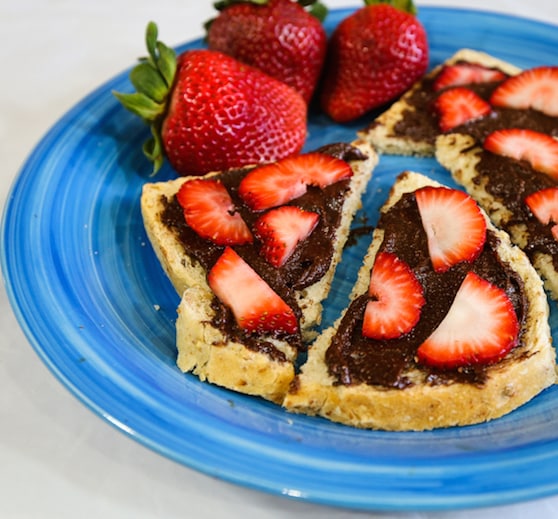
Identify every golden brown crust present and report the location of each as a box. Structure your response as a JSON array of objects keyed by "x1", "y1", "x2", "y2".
[
  {"x1": 283, "y1": 172, "x2": 556, "y2": 430},
  {"x1": 357, "y1": 49, "x2": 522, "y2": 156},
  {"x1": 142, "y1": 140, "x2": 378, "y2": 402}
]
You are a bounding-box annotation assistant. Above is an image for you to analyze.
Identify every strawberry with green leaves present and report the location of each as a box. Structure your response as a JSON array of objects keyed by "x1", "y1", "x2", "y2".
[
  {"x1": 114, "y1": 22, "x2": 307, "y2": 176},
  {"x1": 320, "y1": 0, "x2": 428, "y2": 122},
  {"x1": 206, "y1": 0, "x2": 328, "y2": 104}
]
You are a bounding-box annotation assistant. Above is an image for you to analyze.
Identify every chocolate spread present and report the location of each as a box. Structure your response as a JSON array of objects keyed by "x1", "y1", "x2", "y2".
[
  {"x1": 325, "y1": 190, "x2": 528, "y2": 388},
  {"x1": 373, "y1": 61, "x2": 558, "y2": 145},
  {"x1": 160, "y1": 143, "x2": 367, "y2": 360}
]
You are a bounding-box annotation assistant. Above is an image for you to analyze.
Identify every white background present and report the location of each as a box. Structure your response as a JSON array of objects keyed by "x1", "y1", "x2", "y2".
[{"x1": 2, "y1": 1, "x2": 558, "y2": 517}]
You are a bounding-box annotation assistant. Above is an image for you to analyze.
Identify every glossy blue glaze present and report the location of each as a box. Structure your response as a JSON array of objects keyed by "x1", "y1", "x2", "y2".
[{"x1": 3, "y1": 7, "x2": 558, "y2": 512}]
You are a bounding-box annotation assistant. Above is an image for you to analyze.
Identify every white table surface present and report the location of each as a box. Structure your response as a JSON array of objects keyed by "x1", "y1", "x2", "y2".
[{"x1": 2, "y1": 1, "x2": 558, "y2": 517}]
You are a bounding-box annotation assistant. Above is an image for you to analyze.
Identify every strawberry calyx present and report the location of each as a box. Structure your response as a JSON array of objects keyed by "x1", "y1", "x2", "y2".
[
  {"x1": 363, "y1": 0, "x2": 417, "y2": 15},
  {"x1": 113, "y1": 22, "x2": 177, "y2": 175}
]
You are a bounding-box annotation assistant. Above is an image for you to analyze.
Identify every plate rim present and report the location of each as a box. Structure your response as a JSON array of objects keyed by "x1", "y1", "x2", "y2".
[{"x1": 3, "y1": 6, "x2": 558, "y2": 512}]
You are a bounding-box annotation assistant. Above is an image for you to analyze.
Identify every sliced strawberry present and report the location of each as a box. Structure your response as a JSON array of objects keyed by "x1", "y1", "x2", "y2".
[
  {"x1": 238, "y1": 161, "x2": 307, "y2": 212},
  {"x1": 254, "y1": 206, "x2": 320, "y2": 268},
  {"x1": 417, "y1": 271, "x2": 519, "y2": 369},
  {"x1": 483, "y1": 128, "x2": 558, "y2": 180},
  {"x1": 415, "y1": 186, "x2": 487, "y2": 273},
  {"x1": 525, "y1": 187, "x2": 558, "y2": 240},
  {"x1": 301, "y1": 153, "x2": 353, "y2": 188},
  {"x1": 238, "y1": 153, "x2": 352, "y2": 211},
  {"x1": 490, "y1": 66, "x2": 558, "y2": 117},
  {"x1": 434, "y1": 87, "x2": 492, "y2": 132},
  {"x1": 177, "y1": 178, "x2": 253, "y2": 245},
  {"x1": 433, "y1": 63, "x2": 507, "y2": 91},
  {"x1": 362, "y1": 252, "x2": 425, "y2": 340},
  {"x1": 208, "y1": 247, "x2": 298, "y2": 335}
]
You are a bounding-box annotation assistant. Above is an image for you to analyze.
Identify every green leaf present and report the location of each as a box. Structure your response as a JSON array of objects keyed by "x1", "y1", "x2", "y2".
[
  {"x1": 112, "y1": 91, "x2": 165, "y2": 121},
  {"x1": 156, "y1": 41, "x2": 177, "y2": 87},
  {"x1": 129, "y1": 62, "x2": 168, "y2": 103},
  {"x1": 308, "y1": 1, "x2": 327, "y2": 22},
  {"x1": 145, "y1": 21, "x2": 159, "y2": 64},
  {"x1": 143, "y1": 125, "x2": 165, "y2": 175}
]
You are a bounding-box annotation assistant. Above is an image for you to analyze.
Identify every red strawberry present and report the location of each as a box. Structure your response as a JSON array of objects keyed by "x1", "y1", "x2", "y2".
[
  {"x1": 206, "y1": 0, "x2": 328, "y2": 103},
  {"x1": 320, "y1": 1, "x2": 428, "y2": 122},
  {"x1": 415, "y1": 186, "x2": 487, "y2": 272},
  {"x1": 525, "y1": 187, "x2": 558, "y2": 240},
  {"x1": 483, "y1": 129, "x2": 558, "y2": 180},
  {"x1": 417, "y1": 271, "x2": 519, "y2": 369},
  {"x1": 434, "y1": 87, "x2": 492, "y2": 132},
  {"x1": 208, "y1": 247, "x2": 298, "y2": 335},
  {"x1": 176, "y1": 178, "x2": 253, "y2": 245},
  {"x1": 362, "y1": 252, "x2": 425, "y2": 340},
  {"x1": 114, "y1": 22, "x2": 307, "y2": 176},
  {"x1": 433, "y1": 63, "x2": 507, "y2": 91},
  {"x1": 238, "y1": 152, "x2": 352, "y2": 211},
  {"x1": 254, "y1": 206, "x2": 320, "y2": 268},
  {"x1": 490, "y1": 66, "x2": 558, "y2": 117}
]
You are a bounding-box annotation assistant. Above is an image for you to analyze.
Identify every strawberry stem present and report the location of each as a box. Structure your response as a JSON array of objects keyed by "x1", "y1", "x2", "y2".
[
  {"x1": 112, "y1": 21, "x2": 177, "y2": 175},
  {"x1": 363, "y1": 0, "x2": 417, "y2": 15}
]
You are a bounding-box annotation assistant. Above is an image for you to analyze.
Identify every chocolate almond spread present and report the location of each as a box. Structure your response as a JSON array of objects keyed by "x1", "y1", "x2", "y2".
[
  {"x1": 325, "y1": 191, "x2": 528, "y2": 388},
  {"x1": 160, "y1": 143, "x2": 367, "y2": 359}
]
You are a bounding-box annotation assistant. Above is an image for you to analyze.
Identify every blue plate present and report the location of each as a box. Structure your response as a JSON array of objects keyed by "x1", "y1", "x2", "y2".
[{"x1": 3, "y1": 7, "x2": 558, "y2": 512}]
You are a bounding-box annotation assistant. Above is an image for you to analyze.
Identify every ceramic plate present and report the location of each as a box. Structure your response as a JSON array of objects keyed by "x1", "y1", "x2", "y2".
[{"x1": 3, "y1": 7, "x2": 558, "y2": 512}]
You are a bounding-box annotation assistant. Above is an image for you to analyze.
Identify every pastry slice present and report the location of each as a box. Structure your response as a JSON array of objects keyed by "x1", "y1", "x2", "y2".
[
  {"x1": 358, "y1": 48, "x2": 522, "y2": 156},
  {"x1": 283, "y1": 172, "x2": 555, "y2": 430},
  {"x1": 436, "y1": 64, "x2": 558, "y2": 296},
  {"x1": 141, "y1": 140, "x2": 378, "y2": 403}
]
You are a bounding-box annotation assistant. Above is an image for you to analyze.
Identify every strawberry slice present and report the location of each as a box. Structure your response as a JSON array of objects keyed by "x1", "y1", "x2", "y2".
[
  {"x1": 362, "y1": 252, "x2": 425, "y2": 340},
  {"x1": 238, "y1": 153, "x2": 352, "y2": 211},
  {"x1": 417, "y1": 271, "x2": 519, "y2": 369},
  {"x1": 490, "y1": 66, "x2": 558, "y2": 117},
  {"x1": 177, "y1": 178, "x2": 253, "y2": 245},
  {"x1": 208, "y1": 247, "x2": 298, "y2": 335},
  {"x1": 483, "y1": 128, "x2": 558, "y2": 180},
  {"x1": 415, "y1": 186, "x2": 487, "y2": 273},
  {"x1": 525, "y1": 187, "x2": 558, "y2": 241},
  {"x1": 254, "y1": 206, "x2": 320, "y2": 268},
  {"x1": 301, "y1": 153, "x2": 353, "y2": 188},
  {"x1": 434, "y1": 87, "x2": 492, "y2": 132},
  {"x1": 433, "y1": 63, "x2": 507, "y2": 91}
]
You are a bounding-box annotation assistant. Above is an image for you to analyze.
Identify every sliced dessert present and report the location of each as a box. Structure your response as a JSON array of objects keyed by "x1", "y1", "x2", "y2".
[
  {"x1": 358, "y1": 48, "x2": 522, "y2": 156},
  {"x1": 283, "y1": 172, "x2": 555, "y2": 430},
  {"x1": 434, "y1": 64, "x2": 558, "y2": 296},
  {"x1": 141, "y1": 140, "x2": 378, "y2": 402}
]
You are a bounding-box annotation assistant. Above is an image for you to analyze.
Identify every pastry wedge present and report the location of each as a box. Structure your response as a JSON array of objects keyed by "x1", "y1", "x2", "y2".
[
  {"x1": 358, "y1": 48, "x2": 522, "y2": 156},
  {"x1": 141, "y1": 140, "x2": 378, "y2": 402},
  {"x1": 283, "y1": 171, "x2": 556, "y2": 430}
]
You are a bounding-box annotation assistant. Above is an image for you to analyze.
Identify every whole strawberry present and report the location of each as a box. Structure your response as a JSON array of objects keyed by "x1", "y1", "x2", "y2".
[
  {"x1": 114, "y1": 22, "x2": 307, "y2": 176},
  {"x1": 320, "y1": 0, "x2": 428, "y2": 122},
  {"x1": 206, "y1": 0, "x2": 327, "y2": 104}
]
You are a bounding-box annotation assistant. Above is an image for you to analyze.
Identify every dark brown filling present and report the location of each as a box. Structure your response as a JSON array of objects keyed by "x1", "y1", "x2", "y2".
[
  {"x1": 325, "y1": 191, "x2": 528, "y2": 389},
  {"x1": 371, "y1": 61, "x2": 558, "y2": 145},
  {"x1": 160, "y1": 143, "x2": 367, "y2": 361}
]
